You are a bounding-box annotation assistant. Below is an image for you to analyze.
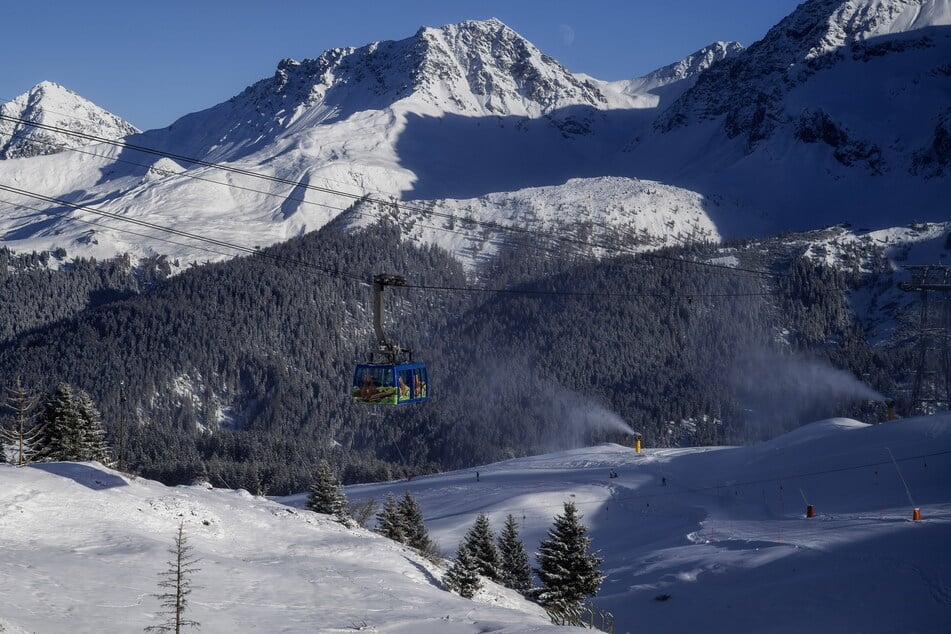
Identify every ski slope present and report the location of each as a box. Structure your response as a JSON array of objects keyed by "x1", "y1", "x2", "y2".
[{"x1": 2, "y1": 413, "x2": 950, "y2": 633}]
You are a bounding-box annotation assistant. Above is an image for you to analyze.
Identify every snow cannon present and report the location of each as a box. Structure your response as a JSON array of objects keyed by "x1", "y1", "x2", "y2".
[{"x1": 631, "y1": 432, "x2": 643, "y2": 453}]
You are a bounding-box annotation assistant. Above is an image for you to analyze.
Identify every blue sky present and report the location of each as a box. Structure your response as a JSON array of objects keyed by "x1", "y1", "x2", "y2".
[{"x1": 1, "y1": 0, "x2": 803, "y2": 131}]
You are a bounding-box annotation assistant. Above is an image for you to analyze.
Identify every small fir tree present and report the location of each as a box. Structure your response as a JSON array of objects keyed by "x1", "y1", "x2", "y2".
[
  {"x1": 534, "y1": 501, "x2": 604, "y2": 625},
  {"x1": 306, "y1": 460, "x2": 353, "y2": 527},
  {"x1": 442, "y1": 542, "x2": 483, "y2": 599},
  {"x1": 462, "y1": 513, "x2": 501, "y2": 582},
  {"x1": 498, "y1": 514, "x2": 533, "y2": 593},
  {"x1": 376, "y1": 493, "x2": 406, "y2": 543},
  {"x1": 398, "y1": 491, "x2": 433, "y2": 554},
  {"x1": 145, "y1": 521, "x2": 201, "y2": 633}
]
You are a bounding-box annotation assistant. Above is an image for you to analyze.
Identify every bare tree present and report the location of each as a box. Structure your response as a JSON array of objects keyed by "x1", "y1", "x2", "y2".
[
  {"x1": 2, "y1": 377, "x2": 40, "y2": 465},
  {"x1": 145, "y1": 521, "x2": 201, "y2": 633},
  {"x1": 348, "y1": 496, "x2": 378, "y2": 528}
]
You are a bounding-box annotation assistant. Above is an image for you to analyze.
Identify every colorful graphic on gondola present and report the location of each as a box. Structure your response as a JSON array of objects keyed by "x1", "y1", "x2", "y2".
[{"x1": 353, "y1": 362, "x2": 428, "y2": 405}]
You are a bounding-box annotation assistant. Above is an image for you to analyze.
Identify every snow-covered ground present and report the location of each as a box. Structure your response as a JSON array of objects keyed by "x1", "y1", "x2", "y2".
[
  {"x1": 0, "y1": 463, "x2": 572, "y2": 633},
  {"x1": 3, "y1": 413, "x2": 950, "y2": 633}
]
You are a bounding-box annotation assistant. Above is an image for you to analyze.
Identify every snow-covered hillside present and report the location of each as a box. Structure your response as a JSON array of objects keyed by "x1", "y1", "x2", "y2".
[
  {"x1": 0, "y1": 461, "x2": 574, "y2": 633},
  {"x1": 3, "y1": 412, "x2": 949, "y2": 633},
  {"x1": 0, "y1": 81, "x2": 138, "y2": 159},
  {"x1": 341, "y1": 414, "x2": 951, "y2": 633},
  {"x1": 339, "y1": 176, "x2": 725, "y2": 273}
]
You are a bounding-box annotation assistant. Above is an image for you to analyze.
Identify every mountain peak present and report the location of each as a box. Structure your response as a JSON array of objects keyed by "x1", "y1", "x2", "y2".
[
  {"x1": 225, "y1": 17, "x2": 606, "y2": 134},
  {"x1": 0, "y1": 82, "x2": 138, "y2": 160},
  {"x1": 656, "y1": 0, "x2": 951, "y2": 142},
  {"x1": 641, "y1": 41, "x2": 744, "y2": 85},
  {"x1": 407, "y1": 18, "x2": 606, "y2": 115}
]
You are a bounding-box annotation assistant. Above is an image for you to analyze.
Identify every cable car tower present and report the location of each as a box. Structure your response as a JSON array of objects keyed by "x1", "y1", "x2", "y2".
[
  {"x1": 899, "y1": 265, "x2": 951, "y2": 415},
  {"x1": 351, "y1": 274, "x2": 428, "y2": 405}
]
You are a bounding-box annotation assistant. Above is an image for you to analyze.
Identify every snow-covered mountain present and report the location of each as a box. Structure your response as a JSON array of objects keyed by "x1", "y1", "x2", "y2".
[
  {"x1": 632, "y1": 0, "x2": 951, "y2": 230},
  {"x1": 0, "y1": 18, "x2": 709, "y2": 269},
  {"x1": 3, "y1": 412, "x2": 949, "y2": 632},
  {"x1": 145, "y1": 17, "x2": 611, "y2": 164},
  {"x1": 0, "y1": 81, "x2": 138, "y2": 159},
  {"x1": 0, "y1": 4, "x2": 947, "y2": 271},
  {"x1": 658, "y1": 0, "x2": 951, "y2": 147}
]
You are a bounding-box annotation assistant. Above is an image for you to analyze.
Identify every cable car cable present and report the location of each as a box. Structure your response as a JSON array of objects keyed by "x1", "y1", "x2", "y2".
[
  {"x1": 0, "y1": 183, "x2": 365, "y2": 283},
  {"x1": 0, "y1": 114, "x2": 782, "y2": 280},
  {"x1": 0, "y1": 182, "x2": 784, "y2": 301},
  {"x1": 0, "y1": 128, "x2": 639, "y2": 268}
]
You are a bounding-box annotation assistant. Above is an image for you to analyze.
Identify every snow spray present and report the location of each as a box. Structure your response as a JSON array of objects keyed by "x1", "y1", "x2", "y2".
[
  {"x1": 472, "y1": 355, "x2": 635, "y2": 450},
  {"x1": 733, "y1": 348, "x2": 885, "y2": 437},
  {"x1": 539, "y1": 383, "x2": 637, "y2": 449}
]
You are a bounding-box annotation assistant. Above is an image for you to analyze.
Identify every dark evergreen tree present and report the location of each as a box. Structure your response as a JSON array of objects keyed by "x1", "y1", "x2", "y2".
[
  {"x1": 31, "y1": 383, "x2": 80, "y2": 461},
  {"x1": 397, "y1": 491, "x2": 433, "y2": 554},
  {"x1": 306, "y1": 460, "x2": 353, "y2": 527},
  {"x1": 534, "y1": 501, "x2": 604, "y2": 625},
  {"x1": 442, "y1": 541, "x2": 483, "y2": 599},
  {"x1": 32, "y1": 384, "x2": 112, "y2": 463},
  {"x1": 75, "y1": 389, "x2": 111, "y2": 464},
  {"x1": 462, "y1": 513, "x2": 501, "y2": 583},
  {"x1": 145, "y1": 521, "x2": 201, "y2": 633},
  {"x1": 376, "y1": 493, "x2": 406, "y2": 543},
  {"x1": 497, "y1": 514, "x2": 533, "y2": 593}
]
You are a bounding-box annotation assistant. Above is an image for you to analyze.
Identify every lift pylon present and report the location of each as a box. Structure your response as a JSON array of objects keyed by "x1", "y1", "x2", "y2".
[{"x1": 899, "y1": 265, "x2": 951, "y2": 414}]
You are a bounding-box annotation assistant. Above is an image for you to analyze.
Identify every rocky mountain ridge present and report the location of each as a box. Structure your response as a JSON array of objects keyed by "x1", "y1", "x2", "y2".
[{"x1": 657, "y1": 0, "x2": 951, "y2": 147}]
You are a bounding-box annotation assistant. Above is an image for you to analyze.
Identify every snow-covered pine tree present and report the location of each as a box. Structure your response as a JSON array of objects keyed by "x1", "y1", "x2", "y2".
[
  {"x1": 398, "y1": 491, "x2": 433, "y2": 554},
  {"x1": 145, "y1": 521, "x2": 201, "y2": 633},
  {"x1": 497, "y1": 513, "x2": 533, "y2": 593},
  {"x1": 74, "y1": 389, "x2": 111, "y2": 464},
  {"x1": 442, "y1": 541, "x2": 483, "y2": 599},
  {"x1": 31, "y1": 383, "x2": 79, "y2": 461},
  {"x1": 462, "y1": 513, "x2": 501, "y2": 582},
  {"x1": 32, "y1": 384, "x2": 113, "y2": 463},
  {"x1": 2, "y1": 377, "x2": 40, "y2": 465},
  {"x1": 306, "y1": 460, "x2": 353, "y2": 527},
  {"x1": 533, "y1": 501, "x2": 604, "y2": 625},
  {"x1": 376, "y1": 493, "x2": 406, "y2": 542}
]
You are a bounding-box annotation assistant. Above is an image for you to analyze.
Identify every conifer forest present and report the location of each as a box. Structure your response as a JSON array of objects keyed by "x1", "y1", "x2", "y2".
[{"x1": 0, "y1": 219, "x2": 931, "y2": 494}]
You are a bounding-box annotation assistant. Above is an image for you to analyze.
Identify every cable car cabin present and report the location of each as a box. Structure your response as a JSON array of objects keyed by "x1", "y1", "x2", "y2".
[{"x1": 352, "y1": 362, "x2": 428, "y2": 405}]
